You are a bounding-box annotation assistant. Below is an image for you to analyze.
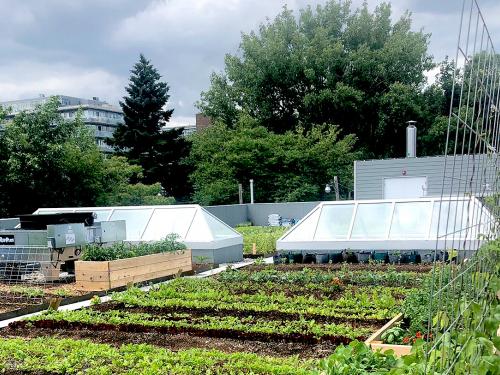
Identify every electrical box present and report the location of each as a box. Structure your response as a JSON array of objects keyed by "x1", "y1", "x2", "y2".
[
  {"x1": 86, "y1": 220, "x2": 126, "y2": 244},
  {"x1": 46, "y1": 223, "x2": 86, "y2": 248}
]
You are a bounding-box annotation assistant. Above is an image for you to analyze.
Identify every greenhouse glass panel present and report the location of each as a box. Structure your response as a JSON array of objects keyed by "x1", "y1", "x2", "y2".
[
  {"x1": 201, "y1": 211, "x2": 240, "y2": 239},
  {"x1": 430, "y1": 200, "x2": 469, "y2": 239},
  {"x1": 109, "y1": 208, "x2": 153, "y2": 241},
  {"x1": 351, "y1": 203, "x2": 392, "y2": 239},
  {"x1": 141, "y1": 207, "x2": 196, "y2": 241},
  {"x1": 389, "y1": 201, "x2": 432, "y2": 239},
  {"x1": 281, "y1": 207, "x2": 321, "y2": 241},
  {"x1": 277, "y1": 197, "x2": 493, "y2": 252},
  {"x1": 315, "y1": 204, "x2": 354, "y2": 240}
]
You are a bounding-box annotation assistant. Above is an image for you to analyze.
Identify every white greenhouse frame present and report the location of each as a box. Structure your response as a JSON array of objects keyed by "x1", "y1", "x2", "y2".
[
  {"x1": 277, "y1": 197, "x2": 496, "y2": 251},
  {"x1": 34, "y1": 205, "x2": 243, "y2": 251}
]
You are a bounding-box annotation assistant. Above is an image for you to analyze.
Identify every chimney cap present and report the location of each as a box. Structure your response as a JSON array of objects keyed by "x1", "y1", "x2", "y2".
[{"x1": 407, "y1": 120, "x2": 417, "y2": 126}]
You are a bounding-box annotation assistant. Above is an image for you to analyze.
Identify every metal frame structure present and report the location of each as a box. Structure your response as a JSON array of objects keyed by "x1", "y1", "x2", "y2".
[{"x1": 425, "y1": 0, "x2": 500, "y2": 373}]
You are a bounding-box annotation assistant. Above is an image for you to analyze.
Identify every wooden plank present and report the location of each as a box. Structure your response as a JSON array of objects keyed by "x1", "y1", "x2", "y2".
[
  {"x1": 108, "y1": 250, "x2": 191, "y2": 271},
  {"x1": 109, "y1": 266, "x2": 191, "y2": 288},
  {"x1": 76, "y1": 280, "x2": 110, "y2": 291},
  {"x1": 109, "y1": 257, "x2": 191, "y2": 281},
  {"x1": 76, "y1": 270, "x2": 110, "y2": 282},
  {"x1": 365, "y1": 313, "x2": 412, "y2": 357},
  {"x1": 370, "y1": 343, "x2": 412, "y2": 357},
  {"x1": 75, "y1": 250, "x2": 192, "y2": 292},
  {"x1": 365, "y1": 313, "x2": 403, "y2": 344},
  {"x1": 75, "y1": 260, "x2": 110, "y2": 272},
  {"x1": 109, "y1": 259, "x2": 191, "y2": 280}
]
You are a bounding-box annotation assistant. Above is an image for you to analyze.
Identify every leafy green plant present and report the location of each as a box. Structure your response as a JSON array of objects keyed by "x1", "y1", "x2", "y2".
[
  {"x1": 82, "y1": 233, "x2": 186, "y2": 261},
  {"x1": 380, "y1": 325, "x2": 406, "y2": 344},
  {"x1": 10, "y1": 286, "x2": 45, "y2": 299},
  {"x1": 0, "y1": 337, "x2": 316, "y2": 374},
  {"x1": 318, "y1": 340, "x2": 399, "y2": 374},
  {"x1": 90, "y1": 295, "x2": 101, "y2": 306}
]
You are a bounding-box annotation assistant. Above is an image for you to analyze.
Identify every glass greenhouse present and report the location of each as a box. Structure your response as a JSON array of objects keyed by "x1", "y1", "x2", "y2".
[
  {"x1": 277, "y1": 197, "x2": 495, "y2": 252},
  {"x1": 34, "y1": 205, "x2": 243, "y2": 264}
]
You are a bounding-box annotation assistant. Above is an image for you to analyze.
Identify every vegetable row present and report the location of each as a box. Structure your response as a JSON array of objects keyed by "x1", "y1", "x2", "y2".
[
  {"x1": 22, "y1": 308, "x2": 371, "y2": 341},
  {"x1": 0, "y1": 337, "x2": 316, "y2": 375},
  {"x1": 112, "y1": 278, "x2": 407, "y2": 320}
]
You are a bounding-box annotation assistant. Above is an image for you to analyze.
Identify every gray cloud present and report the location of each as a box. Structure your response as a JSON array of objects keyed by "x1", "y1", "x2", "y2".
[{"x1": 0, "y1": 0, "x2": 499, "y2": 124}]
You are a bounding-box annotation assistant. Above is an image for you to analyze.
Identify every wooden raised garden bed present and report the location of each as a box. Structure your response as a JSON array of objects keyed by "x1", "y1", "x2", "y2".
[
  {"x1": 75, "y1": 249, "x2": 192, "y2": 291},
  {"x1": 365, "y1": 313, "x2": 412, "y2": 357}
]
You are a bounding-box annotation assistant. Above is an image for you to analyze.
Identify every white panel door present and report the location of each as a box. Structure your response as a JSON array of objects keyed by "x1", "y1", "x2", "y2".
[{"x1": 384, "y1": 177, "x2": 427, "y2": 199}]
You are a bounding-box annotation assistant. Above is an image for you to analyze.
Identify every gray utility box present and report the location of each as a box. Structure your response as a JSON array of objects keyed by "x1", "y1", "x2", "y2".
[
  {"x1": 87, "y1": 220, "x2": 126, "y2": 244},
  {"x1": 47, "y1": 223, "x2": 87, "y2": 248}
]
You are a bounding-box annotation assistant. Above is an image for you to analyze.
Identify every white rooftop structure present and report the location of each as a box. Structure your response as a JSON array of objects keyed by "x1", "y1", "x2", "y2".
[
  {"x1": 34, "y1": 205, "x2": 243, "y2": 263},
  {"x1": 277, "y1": 197, "x2": 496, "y2": 251}
]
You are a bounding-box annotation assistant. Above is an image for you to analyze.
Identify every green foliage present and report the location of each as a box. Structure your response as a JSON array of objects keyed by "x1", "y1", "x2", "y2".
[
  {"x1": 0, "y1": 98, "x2": 105, "y2": 215},
  {"x1": 0, "y1": 337, "x2": 315, "y2": 374},
  {"x1": 95, "y1": 156, "x2": 175, "y2": 206},
  {"x1": 112, "y1": 276, "x2": 404, "y2": 321},
  {"x1": 235, "y1": 226, "x2": 287, "y2": 254},
  {"x1": 188, "y1": 114, "x2": 359, "y2": 204},
  {"x1": 318, "y1": 340, "x2": 399, "y2": 374},
  {"x1": 81, "y1": 234, "x2": 186, "y2": 261},
  {"x1": 401, "y1": 284, "x2": 431, "y2": 336},
  {"x1": 197, "y1": 1, "x2": 444, "y2": 158},
  {"x1": 109, "y1": 54, "x2": 191, "y2": 201},
  {"x1": 380, "y1": 325, "x2": 405, "y2": 345},
  {"x1": 28, "y1": 308, "x2": 370, "y2": 341},
  {"x1": 10, "y1": 286, "x2": 45, "y2": 298}
]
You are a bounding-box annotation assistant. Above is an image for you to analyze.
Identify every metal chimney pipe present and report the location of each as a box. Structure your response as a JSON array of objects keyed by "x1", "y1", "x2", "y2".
[
  {"x1": 406, "y1": 121, "x2": 417, "y2": 158},
  {"x1": 249, "y1": 179, "x2": 254, "y2": 204}
]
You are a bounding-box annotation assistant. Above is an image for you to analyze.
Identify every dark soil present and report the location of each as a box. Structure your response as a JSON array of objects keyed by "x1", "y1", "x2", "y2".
[
  {"x1": 92, "y1": 302, "x2": 385, "y2": 328},
  {"x1": 0, "y1": 328, "x2": 338, "y2": 359},
  {"x1": 9, "y1": 319, "x2": 361, "y2": 346},
  {"x1": 245, "y1": 263, "x2": 433, "y2": 273}
]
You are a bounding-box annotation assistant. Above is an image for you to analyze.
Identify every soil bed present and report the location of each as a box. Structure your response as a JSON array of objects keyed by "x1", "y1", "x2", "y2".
[
  {"x1": 92, "y1": 302, "x2": 386, "y2": 327},
  {"x1": 0, "y1": 282, "x2": 88, "y2": 315},
  {"x1": 9, "y1": 320, "x2": 359, "y2": 345},
  {"x1": 0, "y1": 328, "x2": 337, "y2": 359}
]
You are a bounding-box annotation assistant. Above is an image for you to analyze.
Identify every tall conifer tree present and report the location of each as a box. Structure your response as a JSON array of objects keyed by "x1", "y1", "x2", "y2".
[{"x1": 110, "y1": 54, "x2": 191, "y2": 200}]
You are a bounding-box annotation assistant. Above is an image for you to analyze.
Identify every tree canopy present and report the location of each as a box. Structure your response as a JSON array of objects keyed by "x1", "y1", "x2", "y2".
[
  {"x1": 197, "y1": 1, "x2": 445, "y2": 158},
  {"x1": 0, "y1": 98, "x2": 174, "y2": 216},
  {"x1": 188, "y1": 114, "x2": 360, "y2": 205}
]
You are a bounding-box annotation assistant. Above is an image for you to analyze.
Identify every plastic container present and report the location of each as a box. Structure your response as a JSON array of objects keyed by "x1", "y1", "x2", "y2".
[
  {"x1": 329, "y1": 252, "x2": 344, "y2": 263},
  {"x1": 373, "y1": 252, "x2": 388, "y2": 263}
]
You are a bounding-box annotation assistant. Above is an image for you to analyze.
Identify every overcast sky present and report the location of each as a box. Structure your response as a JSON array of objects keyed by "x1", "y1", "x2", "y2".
[{"x1": 1, "y1": 0, "x2": 499, "y2": 126}]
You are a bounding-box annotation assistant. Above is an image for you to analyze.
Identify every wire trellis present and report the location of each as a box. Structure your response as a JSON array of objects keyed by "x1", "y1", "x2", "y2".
[
  {"x1": 0, "y1": 244, "x2": 79, "y2": 306},
  {"x1": 426, "y1": 0, "x2": 499, "y2": 373}
]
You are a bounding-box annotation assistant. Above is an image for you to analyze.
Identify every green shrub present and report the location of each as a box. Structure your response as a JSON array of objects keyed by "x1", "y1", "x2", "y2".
[
  {"x1": 235, "y1": 226, "x2": 287, "y2": 255},
  {"x1": 81, "y1": 233, "x2": 186, "y2": 261}
]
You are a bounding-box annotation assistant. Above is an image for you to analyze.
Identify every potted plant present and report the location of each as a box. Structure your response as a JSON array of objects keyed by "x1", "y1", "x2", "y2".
[
  {"x1": 373, "y1": 252, "x2": 388, "y2": 263},
  {"x1": 329, "y1": 252, "x2": 344, "y2": 263},
  {"x1": 357, "y1": 251, "x2": 372, "y2": 263},
  {"x1": 402, "y1": 251, "x2": 418, "y2": 264},
  {"x1": 388, "y1": 251, "x2": 401, "y2": 264}
]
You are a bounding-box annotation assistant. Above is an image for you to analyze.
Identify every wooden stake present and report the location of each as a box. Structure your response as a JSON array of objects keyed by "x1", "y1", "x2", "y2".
[{"x1": 252, "y1": 243, "x2": 257, "y2": 255}]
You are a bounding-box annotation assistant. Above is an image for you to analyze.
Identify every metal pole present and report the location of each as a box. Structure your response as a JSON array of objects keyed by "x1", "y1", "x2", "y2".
[
  {"x1": 333, "y1": 176, "x2": 340, "y2": 201},
  {"x1": 249, "y1": 179, "x2": 254, "y2": 204},
  {"x1": 238, "y1": 184, "x2": 243, "y2": 204}
]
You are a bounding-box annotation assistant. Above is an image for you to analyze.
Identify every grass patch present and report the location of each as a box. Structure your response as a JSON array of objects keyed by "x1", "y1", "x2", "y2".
[{"x1": 235, "y1": 226, "x2": 287, "y2": 255}]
